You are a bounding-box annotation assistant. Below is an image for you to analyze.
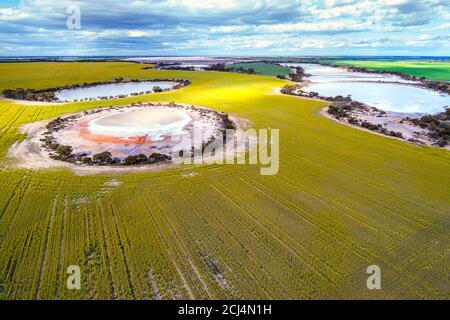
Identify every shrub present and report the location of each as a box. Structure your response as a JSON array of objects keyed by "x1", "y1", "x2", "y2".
[
  {"x1": 328, "y1": 104, "x2": 350, "y2": 119},
  {"x1": 82, "y1": 157, "x2": 93, "y2": 164},
  {"x1": 124, "y1": 155, "x2": 139, "y2": 165},
  {"x1": 361, "y1": 121, "x2": 382, "y2": 131}
]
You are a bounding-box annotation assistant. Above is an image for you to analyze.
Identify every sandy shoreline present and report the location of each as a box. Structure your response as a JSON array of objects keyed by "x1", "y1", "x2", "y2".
[
  {"x1": 318, "y1": 106, "x2": 449, "y2": 150},
  {"x1": 278, "y1": 83, "x2": 448, "y2": 149}
]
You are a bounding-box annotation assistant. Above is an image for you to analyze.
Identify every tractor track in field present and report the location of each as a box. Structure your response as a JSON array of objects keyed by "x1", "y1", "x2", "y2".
[
  {"x1": 169, "y1": 184, "x2": 284, "y2": 298},
  {"x1": 8, "y1": 229, "x2": 33, "y2": 298},
  {"x1": 0, "y1": 172, "x2": 29, "y2": 224},
  {"x1": 285, "y1": 137, "x2": 449, "y2": 216},
  {"x1": 157, "y1": 193, "x2": 213, "y2": 298},
  {"x1": 54, "y1": 197, "x2": 67, "y2": 299},
  {"x1": 33, "y1": 196, "x2": 57, "y2": 299},
  {"x1": 213, "y1": 181, "x2": 335, "y2": 296},
  {"x1": 239, "y1": 176, "x2": 370, "y2": 261},
  {"x1": 96, "y1": 198, "x2": 117, "y2": 300},
  {"x1": 242, "y1": 174, "x2": 444, "y2": 298},
  {"x1": 274, "y1": 172, "x2": 403, "y2": 243},
  {"x1": 0, "y1": 106, "x2": 26, "y2": 142},
  {"x1": 285, "y1": 151, "x2": 438, "y2": 226},
  {"x1": 108, "y1": 200, "x2": 136, "y2": 299},
  {"x1": 187, "y1": 193, "x2": 278, "y2": 299}
]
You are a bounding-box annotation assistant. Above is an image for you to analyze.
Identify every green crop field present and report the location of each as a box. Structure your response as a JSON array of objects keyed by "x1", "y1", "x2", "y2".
[
  {"x1": 229, "y1": 62, "x2": 291, "y2": 77},
  {"x1": 0, "y1": 62, "x2": 449, "y2": 300},
  {"x1": 329, "y1": 60, "x2": 450, "y2": 81}
]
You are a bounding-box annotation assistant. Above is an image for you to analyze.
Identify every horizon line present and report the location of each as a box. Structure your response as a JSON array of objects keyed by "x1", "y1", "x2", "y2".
[{"x1": 1, "y1": 55, "x2": 450, "y2": 58}]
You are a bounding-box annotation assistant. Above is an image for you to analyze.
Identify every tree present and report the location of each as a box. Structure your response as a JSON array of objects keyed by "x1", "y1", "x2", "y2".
[
  {"x1": 82, "y1": 157, "x2": 93, "y2": 164},
  {"x1": 208, "y1": 63, "x2": 228, "y2": 72},
  {"x1": 124, "y1": 155, "x2": 138, "y2": 165},
  {"x1": 137, "y1": 154, "x2": 148, "y2": 163}
]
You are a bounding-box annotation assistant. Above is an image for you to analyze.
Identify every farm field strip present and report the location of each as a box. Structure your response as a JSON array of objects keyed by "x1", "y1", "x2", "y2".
[
  {"x1": 0, "y1": 175, "x2": 58, "y2": 298},
  {"x1": 143, "y1": 194, "x2": 210, "y2": 299},
  {"x1": 33, "y1": 197, "x2": 58, "y2": 299},
  {"x1": 236, "y1": 174, "x2": 440, "y2": 292},
  {"x1": 141, "y1": 198, "x2": 197, "y2": 299},
  {"x1": 273, "y1": 172, "x2": 408, "y2": 246},
  {"x1": 205, "y1": 182, "x2": 323, "y2": 297},
  {"x1": 174, "y1": 191, "x2": 277, "y2": 299},
  {"x1": 152, "y1": 196, "x2": 213, "y2": 298},
  {"x1": 328, "y1": 60, "x2": 450, "y2": 81},
  {"x1": 239, "y1": 175, "x2": 446, "y2": 296},
  {"x1": 282, "y1": 145, "x2": 448, "y2": 221}
]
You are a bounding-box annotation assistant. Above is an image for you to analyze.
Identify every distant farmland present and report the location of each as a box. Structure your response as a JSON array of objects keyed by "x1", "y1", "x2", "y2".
[
  {"x1": 329, "y1": 60, "x2": 450, "y2": 81},
  {"x1": 0, "y1": 62, "x2": 449, "y2": 299}
]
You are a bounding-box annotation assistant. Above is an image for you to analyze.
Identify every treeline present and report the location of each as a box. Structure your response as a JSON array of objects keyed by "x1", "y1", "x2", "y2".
[
  {"x1": 41, "y1": 102, "x2": 237, "y2": 166},
  {"x1": 281, "y1": 84, "x2": 333, "y2": 100},
  {"x1": 208, "y1": 63, "x2": 257, "y2": 75},
  {"x1": 327, "y1": 102, "x2": 404, "y2": 139},
  {"x1": 41, "y1": 135, "x2": 171, "y2": 166},
  {"x1": 277, "y1": 66, "x2": 308, "y2": 82},
  {"x1": 3, "y1": 88, "x2": 56, "y2": 102},
  {"x1": 281, "y1": 84, "x2": 450, "y2": 147},
  {"x1": 281, "y1": 84, "x2": 404, "y2": 139},
  {"x1": 231, "y1": 66, "x2": 257, "y2": 74},
  {"x1": 208, "y1": 63, "x2": 229, "y2": 72},
  {"x1": 89, "y1": 151, "x2": 171, "y2": 166},
  {"x1": 154, "y1": 63, "x2": 197, "y2": 71},
  {"x1": 220, "y1": 112, "x2": 236, "y2": 130}
]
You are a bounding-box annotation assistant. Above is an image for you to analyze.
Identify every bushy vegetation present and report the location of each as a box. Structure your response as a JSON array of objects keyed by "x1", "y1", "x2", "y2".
[
  {"x1": 407, "y1": 108, "x2": 450, "y2": 147},
  {"x1": 229, "y1": 62, "x2": 291, "y2": 77},
  {"x1": 327, "y1": 103, "x2": 355, "y2": 119},
  {"x1": 3, "y1": 78, "x2": 190, "y2": 102},
  {"x1": 40, "y1": 103, "x2": 235, "y2": 167},
  {"x1": 328, "y1": 102, "x2": 403, "y2": 139},
  {"x1": 329, "y1": 60, "x2": 450, "y2": 81},
  {"x1": 3, "y1": 88, "x2": 56, "y2": 101}
]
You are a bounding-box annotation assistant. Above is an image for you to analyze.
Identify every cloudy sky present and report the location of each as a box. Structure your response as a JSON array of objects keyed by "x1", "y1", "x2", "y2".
[{"x1": 0, "y1": 0, "x2": 449, "y2": 56}]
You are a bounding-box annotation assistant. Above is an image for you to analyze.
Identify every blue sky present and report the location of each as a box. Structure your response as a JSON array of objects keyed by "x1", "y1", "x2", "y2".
[{"x1": 0, "y1": 0, "x2": 449, "y2": 56}]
